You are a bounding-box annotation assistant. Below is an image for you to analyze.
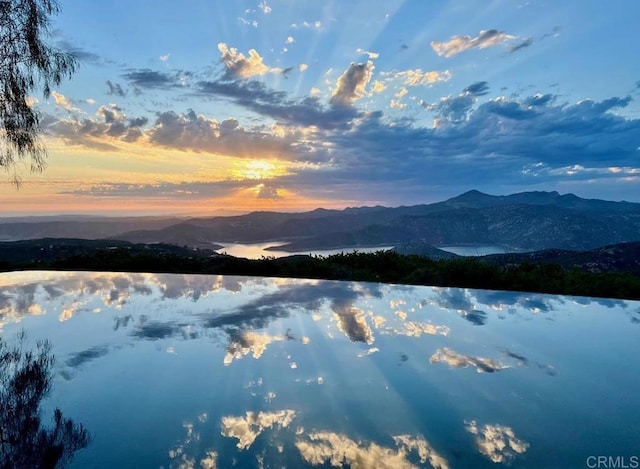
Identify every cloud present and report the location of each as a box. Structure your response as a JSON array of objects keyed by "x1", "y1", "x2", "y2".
[
  {"x1": 356, "y1": 48, "x2": 380, "y2": 59},
  {"x1": 258, "y1": 1, "x2": 271, "y2": 14},
  {"x1": 286, "y1": 36, "x2": 295, "y2": 44},
  {"x1": 290, "y1": 20, "x2": 322, "y2": 29},
  {"x1": 332, "y1": 305, "x2": 374, "y2": 343},
  {"x1": 196, "y1": 79, "x2": 358, "y2": 131},
  {"x1": 46, "y1": 104, "x2": 147, "y2": 150},
  {"x1": 159, "y1": 53, "x2": 170, "y2": 62},
  {"x1": 256, "y1": 183, "x2": 281, "y2": 199},
  {"x1": 463, "y1": 81, "x2": 490, "y2": 96},
  {"x1": 221, "y1": 410, "x2": 296, "y2": 449},
  {"x1": 66, "y1": 180, "x2": 258, "y2": 199},
  {"x1": 106, "y1": 80, "x2": 127, "y2": 97},
  {"x1": 295, "y1": 432, "x2": 449, "y2": 469},
  {"x1": 122, "y1": 68, "x2": 189, "y2": 90},
  {"x1": 147, "y1": 109, "x2": 305, "y2": 160},
  {"x1": 56, "y1": 39, "x2": 102, "y2": 65},
  {"x1": 65, "y1": 345, "x2": 109, "y2": 368},
  {"x1": 431, "y1": 30, "x2": 516, "y2": 57},
  {"x1": 330, "y1": 61, "x2": 375, "y2": 107},
  {"x1": 384, "y1": 69, "x2": 452, "y2": 86},
  {"x1": 223, "y1": 330, "x2": 285, "y2": 365},
  {"x1": 508, "y1": 37, "x2": 534, "y2": 54},
  {"x1": 430, "y1": 347, "x2": 509, "y2": 373},
  {"x1": 51, "y1": 91, "x2": 80, "y2": 113},
  {"x1": 465, "y1": 421, "x2": 529, "y2": 463},
  {"x1": 218, "y1": 43, "x2": 281, "y2": 79}
]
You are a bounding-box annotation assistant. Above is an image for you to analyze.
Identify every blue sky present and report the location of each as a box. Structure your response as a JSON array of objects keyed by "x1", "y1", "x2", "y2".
[{"x1": 3, "y1": 0, "x2": 639, "y2": 215}]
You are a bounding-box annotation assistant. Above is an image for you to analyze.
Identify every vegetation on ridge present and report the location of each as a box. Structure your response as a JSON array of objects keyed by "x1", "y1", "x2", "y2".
[{"x1": 1, "y1": 242, "x2": 638, "y2": 300}]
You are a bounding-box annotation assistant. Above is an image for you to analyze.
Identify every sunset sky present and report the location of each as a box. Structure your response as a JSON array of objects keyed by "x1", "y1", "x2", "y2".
[{"x1": 2, "y1": 0, "x2": 639, "y2": 216}]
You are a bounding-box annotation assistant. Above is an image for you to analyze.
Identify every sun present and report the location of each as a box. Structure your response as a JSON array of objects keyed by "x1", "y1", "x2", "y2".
[{"x1": 235, "y1": 160, "x2": 286, "y2": 180}]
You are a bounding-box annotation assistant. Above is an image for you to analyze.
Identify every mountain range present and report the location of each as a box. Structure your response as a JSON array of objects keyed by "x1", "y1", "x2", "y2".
[{"x1": 1, "y1": 190, "x2": 639, "y2": 252}]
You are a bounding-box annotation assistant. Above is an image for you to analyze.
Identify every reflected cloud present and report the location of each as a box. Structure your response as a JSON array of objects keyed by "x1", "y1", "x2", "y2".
[
  {"x1": 403, "y1": 321, "x2": 450, "y2": 338},
  {"x1": 333, "y1": 306, "x2": 374, "y2": 344},
  {"x1": 295, "y1": 431, "x2": 449, "y2": 469},
  {"x1": 463, "y1": 310, "x2": 487, "y2": 326},
  {"x1": 430, "y1": 348, "x2": 508, "y2": 373},
  {"x1": 131, "y1": 320, "x2": 184, "y2": 340},
  {"x1": 168, "y1": 416, "x2": 217, "y2": 469},
  {"x1": 65, "y1": 345, "x2": 109, "y2": 368},
  {"x1": 465, "y1": 420, "x2": 529, "y2": 463},
  {"x1": 221, "y1": 410, "x2": 296, "y2": 449},
  {"x1": 223, "y1": 330, "x2": 285, "y2": 365}
]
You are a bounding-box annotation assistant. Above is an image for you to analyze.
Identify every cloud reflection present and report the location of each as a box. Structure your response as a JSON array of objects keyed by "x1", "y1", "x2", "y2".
[
  {"x1": 465, "y1": 420, "x2": 529, "y2": 463},
  {"x1": 430, "y1": 348, "x2": 508, "y2": 373},
  {"x1": 295, "y1": 431, "x2": 449, "y2": 469},
  {"x1": 221, "y1": 410, "x2": 296, "y2": 450},
  {"x1": 223, "y1": 330, "x2": 285, "y2": 365}
]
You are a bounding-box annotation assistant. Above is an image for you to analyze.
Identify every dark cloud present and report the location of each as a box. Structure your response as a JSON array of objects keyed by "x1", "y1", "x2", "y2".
[
  {"x1": 56, "y1": 39, "x2": 102, "y2": 65},
  {"x1": 203, "y1": 282, "x2": 381, "y2": 332},
  {"x1": 106, "y1": 80, "x2": 127, "y2": 97},
  {"x1": 524, "y1": 93, "x2": 555, "y2": 106},
  {"x1": 463, "y1": 309, "x2": 488, "y2": 325},
  {"x1": 46, "y1": 104, "x2": 150, "y2": 150},
  {"x1": 196, "y1": 79, "x2": 358, "y2": 130},
  {"x1": 65, "y1": 345, "x2": 109, "y2": 368},
  {"x1": 131, "y1": 320, "x2": 186, "y2": 340},
  {"x1": 122, "y1": 68, "x2": 189, "y2": 90},
  {"x1": 146, "y1": 109, "x2": 314, "y2": 160},
  {"x1": 257, "y1": 184, "x2": 281, "y2": 199},
  {"x1": 508, "y1": 37, "x2": 534, "y2": 54},
  {"x1": 464, "y1": 81, "x2": 490, "y2": 96}
]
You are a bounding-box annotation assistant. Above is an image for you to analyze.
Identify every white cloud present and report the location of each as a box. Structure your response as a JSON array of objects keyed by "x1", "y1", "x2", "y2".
[
  {"x1": 286, "y1": 36, "x2": 295, "y2": 44},
  {"x1": 384, "y1": 69, "x2": 452, "y2": 86},
  {"x1": 258, "y1": 1, "x2": 271, "y2": 14},
  {"x1": 159, "y1": 53, "x2": 170, "y2": 62},
  {"x1": 356, "y1": 48, "x2": 380, "y2": 59},
  {"x1": 51, "y1": 91, "x2": 81, "y2": 113},
  {"x1": 291, "y1": 20, "x2": 322, "y2": 29},
  {"x1": 431, "y1": 30, "x2": 515, "y2": 57},
  {"x1": 330, "y1": 61, "x2": 375, "y2": 107},
  {"x1": 218, "y1": 43, "x2": 281, "y2": 78}
]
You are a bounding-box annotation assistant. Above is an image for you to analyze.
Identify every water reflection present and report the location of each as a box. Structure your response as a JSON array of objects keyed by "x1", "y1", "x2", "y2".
[
  {"x1": 0, "y1": 333, "x2": 90, "y2": 468},
  {"x1": 0, "y1": 271, "x2": 638, "y2": 468}
]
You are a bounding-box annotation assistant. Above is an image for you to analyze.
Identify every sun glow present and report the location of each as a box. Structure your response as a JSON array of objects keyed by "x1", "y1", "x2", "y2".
[{"x1": 235, "y1": 160, "x2": 287, "y2": 180}]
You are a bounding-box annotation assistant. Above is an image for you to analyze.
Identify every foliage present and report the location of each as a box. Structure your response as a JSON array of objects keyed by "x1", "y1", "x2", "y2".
[
  {"x1": 0, "y1": 0, "x2": 77, "y2": 183},
  {"x1": 1, "y1": 245, "x2": 636, "y2": 300},
  {"x1": 0, "y1": 331, "x2": 90, "y2": 468}
]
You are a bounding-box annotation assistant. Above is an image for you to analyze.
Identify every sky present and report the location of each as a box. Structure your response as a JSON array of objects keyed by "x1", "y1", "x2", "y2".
[{"x1": 2, "y1": 0, "x2": 639, "y2": 216}]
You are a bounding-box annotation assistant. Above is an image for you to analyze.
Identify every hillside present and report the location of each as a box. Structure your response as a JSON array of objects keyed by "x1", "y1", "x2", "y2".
[{"x1": 2, "y1": 190, "x2": 639, "y2": 253}]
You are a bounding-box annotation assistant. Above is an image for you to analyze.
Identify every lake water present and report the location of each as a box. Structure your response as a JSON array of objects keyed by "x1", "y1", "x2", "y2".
[
  {"x1": 1, "y1": 271, "x2": 639, "y2": 468},
  {"x1": 437, "y1": 246, "x2": 509, "y2": 256},
  {"x1": 215, "y1": 242, "x2": 394, "y2": 259}
]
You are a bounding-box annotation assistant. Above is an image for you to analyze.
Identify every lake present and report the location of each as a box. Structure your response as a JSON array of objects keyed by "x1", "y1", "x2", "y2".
[
  {"x1": 1, "y1": 271, "x2": 639, "y2": 468},
  {"x1": 215, "y1": 242, "x2": 394, "y2": 259}
]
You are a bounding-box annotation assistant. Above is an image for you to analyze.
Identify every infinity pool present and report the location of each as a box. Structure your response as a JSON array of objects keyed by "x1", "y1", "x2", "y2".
[{"x1": 1, "y1": 271, "x2": 638, "y2": 468}]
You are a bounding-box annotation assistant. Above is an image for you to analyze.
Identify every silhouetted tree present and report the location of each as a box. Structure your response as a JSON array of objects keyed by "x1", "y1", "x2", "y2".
[
  {"x1": 1, "y1": 331, "x2": 90, "y2": 468},
  {"x1": 0, "y1": 0, "x2": 77, "y2": 184}
]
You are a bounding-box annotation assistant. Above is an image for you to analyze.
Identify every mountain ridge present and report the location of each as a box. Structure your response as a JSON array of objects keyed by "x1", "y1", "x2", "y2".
[{"x1": 1, "y1": 190, "x2": 639, "y2": 252}]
